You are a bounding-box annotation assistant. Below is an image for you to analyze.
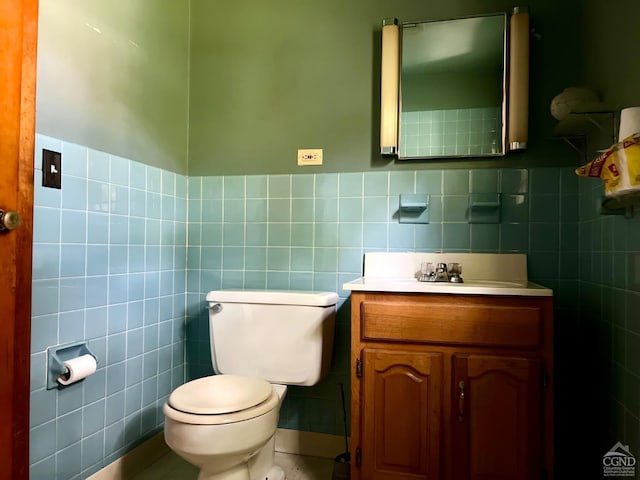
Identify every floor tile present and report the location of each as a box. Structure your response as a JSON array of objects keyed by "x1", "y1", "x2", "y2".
[{"x1": 129, "y1": 451, "x2": 335, "y2": 480}]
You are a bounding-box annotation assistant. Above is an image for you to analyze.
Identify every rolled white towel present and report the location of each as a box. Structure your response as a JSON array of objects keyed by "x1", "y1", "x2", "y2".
[{"x1": 550, "y1": 87, "x2": 601, "y2": 121}]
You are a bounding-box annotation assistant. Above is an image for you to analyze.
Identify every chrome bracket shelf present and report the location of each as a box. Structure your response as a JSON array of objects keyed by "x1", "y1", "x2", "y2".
[
  {"x1": 600, "y1": 194, "x2": 637, "y2": 219},
  {"x1": 553, "y1": 111, "x2": 617, "y2": 162}
]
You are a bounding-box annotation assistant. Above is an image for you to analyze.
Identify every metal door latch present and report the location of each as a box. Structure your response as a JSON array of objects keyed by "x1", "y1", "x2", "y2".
[{"x1": 0, "y1": 209, "x2": 20, "y2": 232}]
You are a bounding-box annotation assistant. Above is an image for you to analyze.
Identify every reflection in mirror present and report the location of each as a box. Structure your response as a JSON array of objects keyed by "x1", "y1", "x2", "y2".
[{"x1": 399, "y1": 14, "x2": 506, "y2": 159}]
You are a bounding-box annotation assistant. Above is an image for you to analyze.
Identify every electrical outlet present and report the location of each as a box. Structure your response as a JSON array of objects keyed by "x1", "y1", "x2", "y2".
[{"x1": 297, "y1": 148, "x2": 323, "y2": 166}]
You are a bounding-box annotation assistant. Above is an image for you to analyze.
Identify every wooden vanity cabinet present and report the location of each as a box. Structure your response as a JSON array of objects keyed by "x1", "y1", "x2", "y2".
[{"x1": 349, "y1": 292, "x2": 554, "y2": 480}]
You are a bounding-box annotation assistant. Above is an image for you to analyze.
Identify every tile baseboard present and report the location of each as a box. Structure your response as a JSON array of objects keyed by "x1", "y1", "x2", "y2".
[
  {"x1": 275, "y1": 428, "x2": 347, "y2": 459},
  {"x1": 87, "y1": 432, "x2": 169, "y2": 480}
]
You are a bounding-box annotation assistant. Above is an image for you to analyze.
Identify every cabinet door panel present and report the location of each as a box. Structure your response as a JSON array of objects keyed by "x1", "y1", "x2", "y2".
[
  {"x1": 452, "y1": 354, "x2": 541, "y2": 480},
  {"x1": 362, "y1": 349, "x2": 443, "y2": 480}
]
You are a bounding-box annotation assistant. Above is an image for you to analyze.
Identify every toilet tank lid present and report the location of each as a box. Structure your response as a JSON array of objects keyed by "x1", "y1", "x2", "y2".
[{"x1": 206, "y1": 289, "x2": 339, "y2": 307}]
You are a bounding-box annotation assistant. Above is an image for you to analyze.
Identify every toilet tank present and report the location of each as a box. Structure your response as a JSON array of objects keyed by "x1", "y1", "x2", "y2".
[{"x1": 205, "y1": 290, "x2": 339, "y2": 386}]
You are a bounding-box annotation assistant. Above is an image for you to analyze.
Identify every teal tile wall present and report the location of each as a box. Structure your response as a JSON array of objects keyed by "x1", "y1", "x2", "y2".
[
  {"x1": 30, "y1": 135, "x2": 187, "y2": 479},
  {"x1": 571, "y1": 172, "x2": 640, "y2": 477},
  {"x1": 30, "y1": 149, "x2": 582, "y2": 477},
  {"x1": 185, "y1": 166, "x2": 579, "y2": 436}
]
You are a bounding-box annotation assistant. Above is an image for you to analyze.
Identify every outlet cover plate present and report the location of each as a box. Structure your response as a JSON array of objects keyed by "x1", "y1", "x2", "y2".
[
  {"x1": 297, "y1": 148, "x2": 323, "y2": 166},
  {"x1": 42, "y1": 149, "x2": 62, "y2": 189}
]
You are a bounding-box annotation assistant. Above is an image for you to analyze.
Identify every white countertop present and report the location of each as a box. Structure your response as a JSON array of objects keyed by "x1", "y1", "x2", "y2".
[
  {"x1": 343, "y1": 277, "x2": 553, "y2": 296},
  {"x1": 342, "y1": 252, "x2": 554, "y2": 297}
]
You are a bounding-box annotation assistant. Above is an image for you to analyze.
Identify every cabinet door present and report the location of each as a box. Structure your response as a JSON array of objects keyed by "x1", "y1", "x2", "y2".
[
  {"x1": 361, "y1": 349, "x2": 443, "y2": 480},
  {"x1": 451, "y1": 354, "x2": 542, "y2": 480}
]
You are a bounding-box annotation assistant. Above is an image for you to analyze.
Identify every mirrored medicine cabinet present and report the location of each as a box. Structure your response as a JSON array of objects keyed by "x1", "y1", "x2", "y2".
[{"x1": 380, "y1": 7, "x2": 530, "y2": 161}]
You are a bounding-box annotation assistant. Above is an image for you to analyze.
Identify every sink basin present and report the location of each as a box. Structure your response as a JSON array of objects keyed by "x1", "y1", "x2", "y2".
[{"x1": 342, "y1": 252, "x2": 553, "y2": 297}]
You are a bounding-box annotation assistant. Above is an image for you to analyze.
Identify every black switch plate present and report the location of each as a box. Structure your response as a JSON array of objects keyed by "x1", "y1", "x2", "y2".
[{"x1": 42, "y1": 149, "x2": 61, "y2": 189}]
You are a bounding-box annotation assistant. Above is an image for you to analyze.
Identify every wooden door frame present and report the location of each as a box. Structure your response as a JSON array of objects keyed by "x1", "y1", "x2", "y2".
[{"x1": 0, "y1": 0, "x2": 38, "y2": 477}]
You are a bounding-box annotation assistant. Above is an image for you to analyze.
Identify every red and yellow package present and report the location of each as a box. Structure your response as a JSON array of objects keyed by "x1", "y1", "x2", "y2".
[{"x1": 576, "y1": 133, "x2": 640, "y2": 197}]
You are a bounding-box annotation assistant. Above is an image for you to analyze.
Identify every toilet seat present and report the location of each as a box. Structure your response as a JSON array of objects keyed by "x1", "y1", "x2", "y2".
[{"x1": 164, "y1": 375, "x2": 280, "y2": 425}]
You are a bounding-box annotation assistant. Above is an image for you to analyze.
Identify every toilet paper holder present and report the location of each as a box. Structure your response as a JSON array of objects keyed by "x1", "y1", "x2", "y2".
[{"x1": 46, "y1": 342, "x2": 98, "y2": 389}]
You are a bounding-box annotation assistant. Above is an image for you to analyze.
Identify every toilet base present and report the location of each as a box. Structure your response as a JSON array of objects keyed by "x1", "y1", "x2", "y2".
[
  {"x1": 265, "y1": 465, "x2": 285, "y2": 480},
  {"x1": 197, "y1": 463, "x2": 285, "y2": 480}
]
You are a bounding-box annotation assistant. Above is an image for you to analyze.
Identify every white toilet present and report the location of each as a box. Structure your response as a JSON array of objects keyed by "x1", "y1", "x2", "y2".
[{"x1": 163, "y1": 289, "x2": 339, "y2": 480}]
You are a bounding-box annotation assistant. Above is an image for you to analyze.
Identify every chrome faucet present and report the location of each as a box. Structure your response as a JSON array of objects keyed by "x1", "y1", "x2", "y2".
[{"x1": 419, "y1": 262, "x2": 463, "y2": 283}]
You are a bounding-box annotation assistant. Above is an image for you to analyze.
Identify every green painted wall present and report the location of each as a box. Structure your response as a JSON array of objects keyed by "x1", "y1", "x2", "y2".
[
  {"x1": 36, "y1": 1, "x2": 190, "y2": 174},
  {"x1": 188, "y1": 0, "x2": 584, "y2": 175},
  {"x1": 583, "y1": 0, "x2": 640, "y2": 109}
]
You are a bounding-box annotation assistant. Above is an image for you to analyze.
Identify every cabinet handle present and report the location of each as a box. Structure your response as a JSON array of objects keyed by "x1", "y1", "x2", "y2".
[{"x1": 457, "y1": 380, "x2": 465, "y2": 422}]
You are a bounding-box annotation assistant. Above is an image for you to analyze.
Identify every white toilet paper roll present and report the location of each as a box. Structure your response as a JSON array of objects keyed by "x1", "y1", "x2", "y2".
[
  {"x1": 619, "y1": 107, "x2": 640, "y2": 142},
  {"x1": 57, "y1": 354, "x2": 97, "y2": 386}
]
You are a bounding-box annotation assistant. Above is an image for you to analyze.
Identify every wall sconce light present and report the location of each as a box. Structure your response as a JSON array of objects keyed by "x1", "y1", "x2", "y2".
[
  {"x1": 507, "y1": 6, "x2": 530, "y2": 151},
  {"x1": 380, "y1": 18, "x2": 400, "y2": 156}
]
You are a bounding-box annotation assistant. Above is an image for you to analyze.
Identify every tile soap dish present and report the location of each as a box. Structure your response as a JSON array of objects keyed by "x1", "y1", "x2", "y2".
[
  {"x1": 468, "y1": 193, "x2": 501, "y2": 223},
  {"x1": 398, "y1": 194, "x2": 429, "y2": 224}
]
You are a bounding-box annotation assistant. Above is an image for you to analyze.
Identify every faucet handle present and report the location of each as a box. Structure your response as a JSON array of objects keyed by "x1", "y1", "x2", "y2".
[
  {"x1": 448, "y1": 263, "x2": 463, "y2": 282},
  {"x1": 418, "y1": 262, "x2": 435, "y2": 282},
  {"x1": 421, "y1": 262, "x2": 435, "y2": 276}
]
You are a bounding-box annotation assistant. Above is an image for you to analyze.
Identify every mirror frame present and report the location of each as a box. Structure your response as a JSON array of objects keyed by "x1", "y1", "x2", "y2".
[{"x1": 380, "y1": 6, "x2": 529, "y2": 160}]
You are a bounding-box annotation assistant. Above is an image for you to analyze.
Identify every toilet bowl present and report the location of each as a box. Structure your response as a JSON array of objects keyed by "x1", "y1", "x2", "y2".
[
  {"x1": 163, "y1": 289, "x2": 338, "y2": 480},
  {"x1": 164, "y1": 375, "x2": 287, "y2": 480}
]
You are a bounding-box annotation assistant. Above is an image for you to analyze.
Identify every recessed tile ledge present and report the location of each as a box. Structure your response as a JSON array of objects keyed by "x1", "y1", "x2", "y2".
[{"x1": 342, "y1": 252, "x2": 553, "y2": 297}]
